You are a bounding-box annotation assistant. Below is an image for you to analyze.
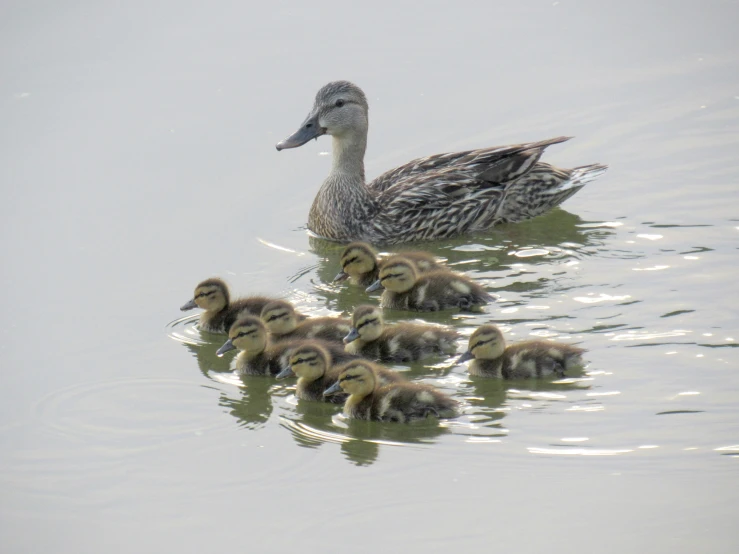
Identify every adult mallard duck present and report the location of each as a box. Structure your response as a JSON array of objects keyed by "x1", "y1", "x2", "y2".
[
  {"x1": 180, "y1": 277, "x2": 299, "y2": 334},
  {"x1": 323, "y1": 360, "x2": 458, "y2": 422},
  {"x1": 276, "y1": 80, "x2": 607, "y2": 244},
  {"x1": 344, "y1": 305, "x2": 459, "y2": 362},
  {"x1": 367, "y1": 256, "x2": 494, "y2": 312},
  {"x1": 457, "y1": 324, "x2": 586, "y2": 378},
  {"x1": 333, "y1": 242, "x2": 444, "y2": 286},
  {"x1": 260, "y1": 300, "x2": 350, "y2": 344},
  {"x1": 275, "y1": 341, "x2": 402, "y2": 403}
]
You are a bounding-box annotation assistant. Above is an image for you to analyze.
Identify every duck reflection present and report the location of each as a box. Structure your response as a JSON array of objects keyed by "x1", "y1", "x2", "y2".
[
  {"x1": 218, "y1": 377, "x2": 276, "y2": 429},
  {"x1": 183, "y1": 340, "x2": 277, "y2": 428},
  {"x1": 183, "y1": 342, "x2": 232, "y2": 379}
]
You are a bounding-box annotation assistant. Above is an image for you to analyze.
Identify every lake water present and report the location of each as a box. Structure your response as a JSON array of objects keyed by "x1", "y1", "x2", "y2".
[{"x1": 1, "y1": 1, "x2": 738, "y2": 552}]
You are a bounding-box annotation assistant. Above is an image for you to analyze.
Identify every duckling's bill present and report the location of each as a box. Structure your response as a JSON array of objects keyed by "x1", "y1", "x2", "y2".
[
  {"x1": 216, "y1": 338, "x2": 235, "y2": 357},
  {"x1": 457, "y1": 350, "x2": 474, "y2": 364},
  {"x1": 343, "y1": 328, "x2": 360, "y2": 344},
  {"x1": 333, "y1": 270, "x2": 350, "y2": 283},
  {"x1": 180, "y1": 299, "x2": 198, "y2": 311},
  {"x1": 276, "y1": 366, "x2": 295, "y2": 380},
  {"x1": 323, "y1": 382, "x2": 342, "y2": 396},
  {"x1": 365, "y1": 279, "x2": 383, "y2": 292}
]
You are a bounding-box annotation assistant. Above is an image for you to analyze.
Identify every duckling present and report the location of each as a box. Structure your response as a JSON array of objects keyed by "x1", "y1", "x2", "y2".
[
  {"x1": 366, "y1": 256, "x2": 494, "y2": 312},
  {"x1": 260, "y1": 300, "x2": 350, "y2": 344},
  {"x1": 180, "y1": 277, "x2": 305, "y2": 334},
  {"x1": 344, "y1": 305, "x2": 459, "y2": 362},
  {"x1": 323, "y1": 360, "x2": 458, "y2": 422},
  {"x1": 215, "y1": 316, "x2": 354, "y2": 376},
  {"x1": 457, "y1": 324, "x2": 586, "y2": 378},
  {"x1": 275, "y1": 341, "x2": 403, "y2": 403},
  {"x1": 334, "y1": 242, "x2": 443, "y2": 286}
]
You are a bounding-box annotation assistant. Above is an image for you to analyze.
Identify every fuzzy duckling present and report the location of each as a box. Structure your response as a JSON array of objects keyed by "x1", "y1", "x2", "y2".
[
  {"x1": 260, "y1": 300, "x2": 350, "y2": 344},
  {"x1": 323, "y1": 360, "x2": 458, "y2": 422},
  {"x1": 276, "y1": 341, "x2": 403, "y2": 403},
  {"x1": 366, "y1": 256, "x2": 494, "y2": 312},
  {"x1": 334, "y1": 242, "x2": 444, "y2": 286},
  {"x1": 180, "y1": 277, "x2": 305, "y2": 334},
  {"x1": 457, "y1": 324, "x2": 586, "y2": 378},
  {"x1": 215, "y1": 316, "x2": 354, "y2": 376},
  {"x1": 344, "y1": 305, "x2": 459, "y2": 362}
]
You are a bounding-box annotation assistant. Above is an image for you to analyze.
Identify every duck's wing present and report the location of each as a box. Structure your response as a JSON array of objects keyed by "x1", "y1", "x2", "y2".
[
  {"x1": 370, "y1": 172, "x2": 505, "y2": 241},
  {"x1": 368, "y1": 136, "x2": 571, "y2": 193}
]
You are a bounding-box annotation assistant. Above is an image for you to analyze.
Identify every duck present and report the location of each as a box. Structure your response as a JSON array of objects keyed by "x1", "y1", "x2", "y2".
[
  {"x1": 275, "y1": 341, "x2": 403, "y2": 403},
  {"x1": 344, "y1": 305, "x2": 459, "y2": 362},
  {"x1": 333, "y1": 242, "x2": 443, "y2": 286},
  {"x1": 180, "y1": 277, "x2": 305, "y2": 334},
  {"x1": 275, "y1": 80, "x2": 607, "y2": 244},
  {"x1": 260, "y1": 300, "x2": 350, "y2": 343},
  {"x1": 215, "y1": 315, "x2": 355, "y2": 376},
  {"x1": 366, "y1": 256, "x2": 494, "y2": 312},
  {"x1": 457, "y1": 324, "x2": 586, "y2": 378},
  {"x1": 323, "y1": 360, "x2": 458, "y2": 422}
]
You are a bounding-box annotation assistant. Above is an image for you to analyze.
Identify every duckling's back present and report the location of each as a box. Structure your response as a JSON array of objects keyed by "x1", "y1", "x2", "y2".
[
  {"x1": 290, "y1": 316, "x2": 351, "y2": 344},
  {"x1": 502, "y1": 340, "x2": 586, "y2": 379},
  {"x1": 370, "y1": 382, "x2": 458, "y2": 422},
  {"x1": 382, "y1": 270, "x2": 493, "y2": 312},
  {"x1": 353, "y1": 323, "x2": 458, "y2": 362}
]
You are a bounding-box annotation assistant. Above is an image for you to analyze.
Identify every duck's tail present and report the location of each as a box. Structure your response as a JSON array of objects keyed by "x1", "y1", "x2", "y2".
[{"x1": 552, "y1": 163, "x2": 608, "y2": 193}]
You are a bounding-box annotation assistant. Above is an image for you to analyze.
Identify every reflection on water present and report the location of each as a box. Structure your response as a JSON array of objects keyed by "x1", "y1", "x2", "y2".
[{"x1": 165, "y1": 210, "x2": 738, "y2": 468}]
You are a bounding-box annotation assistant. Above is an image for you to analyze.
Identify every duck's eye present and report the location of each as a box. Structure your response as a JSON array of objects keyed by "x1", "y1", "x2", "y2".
[{"x1": 335, "y1": 99, "x2": 345, "y2": 108}]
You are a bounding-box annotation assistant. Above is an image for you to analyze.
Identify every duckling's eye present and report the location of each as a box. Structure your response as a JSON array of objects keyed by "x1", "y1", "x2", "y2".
[
  {"x1": 357, "y1": 318, "x2": 378, "y2": 330},
  {"x1": 472, "y1": 338, "x2": 492, "y2": 350},
  {"x1": 343, "y1": 256, "x2": 358, "y2": 267},
  {"x1": 236, "y1": 330, "x2": 256, "y2": 339},
  {"x1": 267, "y1": 313, "x2": 287, "y2": 322},
  {"x1": 335, "y1": 99, "x2": 345, "y2": 108}
]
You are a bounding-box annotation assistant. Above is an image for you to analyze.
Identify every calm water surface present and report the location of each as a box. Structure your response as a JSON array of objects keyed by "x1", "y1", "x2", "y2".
[{"x1": 1, "y1": 1, "x2": 738, "y2": 552}]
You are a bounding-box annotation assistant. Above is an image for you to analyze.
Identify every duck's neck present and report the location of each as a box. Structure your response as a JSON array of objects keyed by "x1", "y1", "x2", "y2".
[
  {"x1": 308, "y1": 131, "x2": 377, "y2": 241},
  {"x1": 330, "y1": 132, "x2": 366, "y2": 179}
]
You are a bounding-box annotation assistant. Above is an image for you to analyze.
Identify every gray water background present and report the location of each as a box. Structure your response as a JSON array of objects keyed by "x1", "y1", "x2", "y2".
[{"x1": 1, "y1": 1, "x2": 738, "y2": 552}]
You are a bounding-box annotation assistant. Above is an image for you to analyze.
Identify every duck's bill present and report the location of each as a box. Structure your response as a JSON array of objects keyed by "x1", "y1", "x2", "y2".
[
  {"x1": 333, "y1": 271, "x2": 349, "y2": 283},
  {"x1": 343, "y1": 328, "x2": 360, "y2": 344},
  {"x1": 276, "y1": 113, "x2": 325, "y2": 150},
  {"x1": 456, "y1": 351, "x2": 474, "y2": 364},
  {"x1": 180, "y1": 299, "x2": 197, "y2": 311},
  {"x1": 216, "y1": 339, "x2": 235, "y2": 357},
  {"x1": 323, "y1": 382, "x2": 343, "y2": 396},
  {"x1": 275, "y1": 366, "x2": 295, "y2": 380},
  {"x1": 365, "y1": 279, "x2": 383, "y2": 293}
]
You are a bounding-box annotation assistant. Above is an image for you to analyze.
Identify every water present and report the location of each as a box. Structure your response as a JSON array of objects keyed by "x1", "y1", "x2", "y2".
[{"x1": 1, "y1": 0, "x2": 738, "y2": 552}]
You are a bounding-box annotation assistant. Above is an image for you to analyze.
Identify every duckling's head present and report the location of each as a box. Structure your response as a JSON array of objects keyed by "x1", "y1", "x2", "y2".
[
  {"x1": 260, "y1": 300, "x2": 299, "y2": 336},
  {"x1": 335, "y1": 242, "x2": 378, "y2": 283},
  {"x1": 324, "y1": 360, "x2": 377, "y2": 398},
  {"x1": 181, "y1": 277, "x2": 229, "y2": 312},
  {"x1": 373, "y1": 256, "x2": 419, "y2": 293},
  {"x1": 345, "y1": 305, "x2": 384, "y2": 343},
  {"x1": 287, "y1": 342, "x2": 331, "y2": 383},
  {"x1": 216, "y1": 316, "x2": 267, "y2": 357},
  {"x1": 457, "y1": 324, "x2": 506, "y2": 363},
  {"x1": 276, "y1": 81, "x2": 369, "y2": 150}
]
